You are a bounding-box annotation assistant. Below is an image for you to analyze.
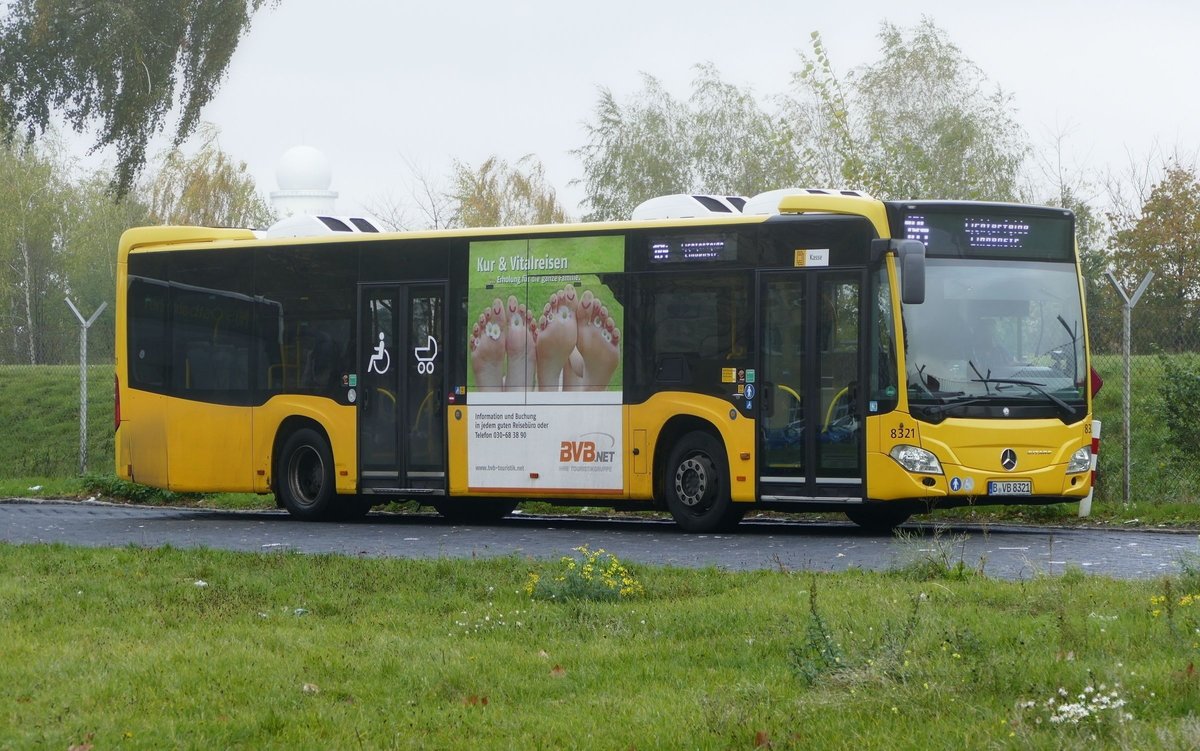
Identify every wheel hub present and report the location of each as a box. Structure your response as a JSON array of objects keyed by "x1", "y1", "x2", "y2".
[
  {"x1": 289, "y1": 446, "x2": 324, "y2": 505},
  {"x1": 675, "y1": 456, "x2": 710, "y2": 507}
]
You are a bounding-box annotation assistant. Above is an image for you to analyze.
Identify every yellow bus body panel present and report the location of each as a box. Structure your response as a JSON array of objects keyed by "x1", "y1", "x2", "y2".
[
  {"x1": 117, "y1": 392, "x2": 356, "y2": 496},
  {"x1": 162, "y1": 400, "x2": 254, "y2": 492},
  {"x1": 776, "y1": 193, "x2": 890, "y2": 237},
  {"x1": 627, "y1": 393, "x2": 758, "y2": 503},
  {"x1": 117, "y1": 226, "x2": 257, "y2": 263},
  {"x1": 252, "y1": 396, "x2": 358, "y2": 495},
  {"x1": 116, "y1": 389, "x2": 170, "y2": 487},
  {"x1": 868, "y1": 410, "x2": 1092, "y2": 501}
]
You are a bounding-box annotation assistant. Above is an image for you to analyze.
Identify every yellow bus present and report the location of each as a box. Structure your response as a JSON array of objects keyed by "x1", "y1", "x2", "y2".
[{"x1": 114, "y1": 189, "x2": 1096, "y2": 531}]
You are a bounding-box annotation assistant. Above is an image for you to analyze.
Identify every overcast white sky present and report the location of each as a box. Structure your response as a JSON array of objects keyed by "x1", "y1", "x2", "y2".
[{"x1": 177, "y1": 0, "x2": 1200, "y2": 220}]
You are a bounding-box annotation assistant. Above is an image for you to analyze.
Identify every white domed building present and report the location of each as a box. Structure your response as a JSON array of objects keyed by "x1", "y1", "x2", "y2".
[
  {"x1": 270, "y1": 145, "x2": 338, "y2": 218},
  {"x1": 263, "y1": 146, "x2": 381, "y2": 238}
]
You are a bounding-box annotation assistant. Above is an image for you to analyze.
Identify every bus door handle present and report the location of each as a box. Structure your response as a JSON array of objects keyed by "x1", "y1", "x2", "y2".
[{"x1": 761, "y1": 383, "x2": 773, "y2": 414}]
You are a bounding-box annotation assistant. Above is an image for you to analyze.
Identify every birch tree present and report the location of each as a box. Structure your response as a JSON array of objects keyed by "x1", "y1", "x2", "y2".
[{"x1": 0, "y1": 0, "x2": 278, "y2": 196}]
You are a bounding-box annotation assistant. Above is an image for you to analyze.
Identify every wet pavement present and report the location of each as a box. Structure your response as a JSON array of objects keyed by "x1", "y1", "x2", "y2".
[{"x1": 3, "y1": 499, "x2": 1197, "y2": 581}]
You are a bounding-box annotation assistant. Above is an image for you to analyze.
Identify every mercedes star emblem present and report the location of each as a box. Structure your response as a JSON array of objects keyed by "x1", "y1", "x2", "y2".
[{"x1": 1001, "y1": 449, "x2": 1018, "y2": 472}]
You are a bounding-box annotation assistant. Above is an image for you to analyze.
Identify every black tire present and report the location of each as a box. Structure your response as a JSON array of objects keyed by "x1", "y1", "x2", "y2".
[
  {"x1": 845, "y1": 504, "x2": 911, "y2": 533},
  {"x1": 276, "y1": 428, "x2": 337, "y2": 520},
  {"x1": 664, "y1": 430, "x2": 741, "y2": 532},
  {"x1": 432, "y1": 499, "x2": 518, "y2": 524}
]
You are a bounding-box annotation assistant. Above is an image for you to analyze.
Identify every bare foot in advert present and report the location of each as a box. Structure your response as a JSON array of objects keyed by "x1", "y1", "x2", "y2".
[
  {"x1": 503, "y1": 295, "x2": 536, "y2": 391},
  {"x1": 572, "y1": 289, "x2": 621, "y2": 391},
  {"x1": 469, "y1": 298, "x2": 506, "y2": 391},
  {"x1": 534, "y1": 286, "x2": 578, "y2": 390}
]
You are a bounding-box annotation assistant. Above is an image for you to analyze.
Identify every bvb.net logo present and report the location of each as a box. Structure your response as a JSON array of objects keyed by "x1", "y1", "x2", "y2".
[{"x1": 558, "y1": 433, "x2": 617, "y2": 464}]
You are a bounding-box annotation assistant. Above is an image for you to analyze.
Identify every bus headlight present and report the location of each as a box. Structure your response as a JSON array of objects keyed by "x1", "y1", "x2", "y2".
[
  {"x1": 1067, "y1": 446, "x2": 1092, "y2": 474},
  {"x1": 889, "y1": 445, "x2": 943, "y2": 475}
]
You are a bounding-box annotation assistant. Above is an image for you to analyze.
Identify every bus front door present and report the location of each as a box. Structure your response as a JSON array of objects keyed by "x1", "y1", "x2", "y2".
[
  {"x1": 358, "y1": 283, "x2": 447, "y2": 497},
  {"x1": 758, "y1": 271, "x2": 864, "y2": 501}
]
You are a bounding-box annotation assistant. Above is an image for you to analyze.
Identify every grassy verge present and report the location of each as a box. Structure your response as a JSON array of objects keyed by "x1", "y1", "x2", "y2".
[
  {"x1": 928, "y1": 501, "x2": 1200, "y2": 530},
  {"x1": 0, "y1": 364, "x2": 113, "y2": 477},
  {"x1": 2, "y1": 542, "x2": 1199, "y2": 749}
]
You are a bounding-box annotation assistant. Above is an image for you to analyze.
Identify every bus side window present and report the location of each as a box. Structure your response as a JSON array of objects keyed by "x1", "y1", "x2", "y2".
[
  {"x1": 127, "y1": 276, "x2": 169, "y2": 389},
  {"x1": 626, "y1": 271, "x2": 751, "y2": 397}
]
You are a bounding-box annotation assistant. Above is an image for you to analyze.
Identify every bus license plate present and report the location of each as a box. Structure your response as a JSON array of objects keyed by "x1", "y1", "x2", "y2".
[{"x1": 988, "y1": 480, "x2": 1032, "y2": 496}]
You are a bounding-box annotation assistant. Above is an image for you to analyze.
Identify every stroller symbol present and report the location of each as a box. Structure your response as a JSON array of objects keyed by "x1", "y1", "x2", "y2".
[
  {"x1": 414, "y1": 335, "x2": 438, "y2": 375},
  {"x1": 367, "y1": 332, "x2": 390, "y2": 374}
]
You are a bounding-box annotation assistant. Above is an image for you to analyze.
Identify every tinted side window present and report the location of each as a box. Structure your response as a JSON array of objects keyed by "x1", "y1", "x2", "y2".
[
  {"x1": 169, "y1": 250, "x2": 255, "y2": 404},
  {"x1": 625, "y1": 271, "x2": 752, "y2": 401},
  {"x1": 256, "y1": 245, "x2": 357, "y2": 401},
  {"x1": 127, "y1": 274, "x2": 169, "y2": 389}
]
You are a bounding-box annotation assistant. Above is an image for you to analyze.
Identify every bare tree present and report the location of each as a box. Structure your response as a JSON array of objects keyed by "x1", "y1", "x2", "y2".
[{"x1": 365, "y1": 155, "x2": 454, "y2": 231}]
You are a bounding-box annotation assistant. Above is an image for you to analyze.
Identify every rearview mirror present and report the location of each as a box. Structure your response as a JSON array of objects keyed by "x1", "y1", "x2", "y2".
[{"x1": 896, "y1": 239, "x2": 926, "y2": 304}]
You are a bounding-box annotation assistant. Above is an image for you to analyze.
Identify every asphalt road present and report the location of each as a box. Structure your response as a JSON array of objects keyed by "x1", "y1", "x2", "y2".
[{"x1": 2, "y1": 499, "x2": 1197, "y2": 580}]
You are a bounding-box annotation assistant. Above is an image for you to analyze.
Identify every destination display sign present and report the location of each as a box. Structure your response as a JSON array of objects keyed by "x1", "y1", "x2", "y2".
[{"x1": 900, "y1": 208, "x2": 1074, "y2": 261}]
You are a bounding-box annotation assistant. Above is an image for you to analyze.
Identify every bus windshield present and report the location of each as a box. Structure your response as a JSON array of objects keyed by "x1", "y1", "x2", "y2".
[{"x1": 902, "y1": 258, "x2": 1086, "y2": 420}]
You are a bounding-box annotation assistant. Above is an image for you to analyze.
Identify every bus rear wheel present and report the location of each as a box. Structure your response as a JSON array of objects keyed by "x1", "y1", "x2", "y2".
[
  {"x1": 664, "y1": 430, "x2": 741, "y2": 532},
  {"x1": 276, "y1": 428, "x2": 336, "y2": 520}
]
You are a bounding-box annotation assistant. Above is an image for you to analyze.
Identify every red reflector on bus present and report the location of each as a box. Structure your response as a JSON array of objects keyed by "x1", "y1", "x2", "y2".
[{"x1": 114, "y1": 375, "x2": 121, "y2": 431}]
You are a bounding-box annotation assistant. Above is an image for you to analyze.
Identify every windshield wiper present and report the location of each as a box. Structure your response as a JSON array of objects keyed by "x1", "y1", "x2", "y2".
[
  {"x1": 970, "y1": 375, "x2": 1077, "y2": 418},
  {"x1": 920, "y1": 395, "x2": 999, "y2": 417}
]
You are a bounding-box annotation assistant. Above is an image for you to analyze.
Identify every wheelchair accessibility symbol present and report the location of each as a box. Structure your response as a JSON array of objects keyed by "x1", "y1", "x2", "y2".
[
  {"x1": 414, "y1": 335, "x2": 438, "y2": 375},
  {"x1": 367, "y1": 332, "x2": 390, "y2": 374}
]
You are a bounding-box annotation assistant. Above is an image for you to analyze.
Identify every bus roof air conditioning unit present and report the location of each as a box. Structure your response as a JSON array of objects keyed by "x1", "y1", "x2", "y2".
[
  {"x1": 631, "y1": 194, "x2": 748, "y2": 220},
  {"x1": 263, "y1": 214, "x2": 383, "y2": 239},
  {"x1": 742, "y1": 188, "x2": 873, "y2": 215}
]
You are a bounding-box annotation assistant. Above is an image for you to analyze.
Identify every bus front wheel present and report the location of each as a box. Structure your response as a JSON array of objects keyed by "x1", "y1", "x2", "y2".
[
  {"x1": 276, "y1": 428, "x2": 336, "y2": 520},
  {"x1": 664, "y1": 431, "x2": 740, "y2": 532}
]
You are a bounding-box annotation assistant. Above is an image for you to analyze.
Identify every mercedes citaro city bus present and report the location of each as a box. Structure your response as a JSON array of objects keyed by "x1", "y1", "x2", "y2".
[{"x1": 114, "y1": 188, "x2": 1097, "y2": 531}]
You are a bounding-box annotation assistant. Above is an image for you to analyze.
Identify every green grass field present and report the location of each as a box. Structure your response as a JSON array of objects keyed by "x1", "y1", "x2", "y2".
[{"x1": 2, "y1": 542, "x2": 1199, "y2": 749}]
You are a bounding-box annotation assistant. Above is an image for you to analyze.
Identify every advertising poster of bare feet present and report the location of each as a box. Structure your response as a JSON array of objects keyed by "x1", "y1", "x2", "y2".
[{"x1": 466, "y1": 236, "x2": 625, "y2": 492}]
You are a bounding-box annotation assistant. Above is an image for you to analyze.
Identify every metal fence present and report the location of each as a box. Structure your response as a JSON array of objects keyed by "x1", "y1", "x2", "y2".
[
  {"x1": 0, "y1": 298, "x2": 112, "y2": 478},
  {"x1": 1090, "y1": 273, "x2": 1200, "y2": 507},
  {"x1": 0, "y1": 362, "x2": 114, "y2": 478}
]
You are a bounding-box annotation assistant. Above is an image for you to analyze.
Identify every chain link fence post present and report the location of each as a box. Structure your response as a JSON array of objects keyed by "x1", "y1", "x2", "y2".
[
  {"x1": 65, "y1": 298, "x2": 107, "y2": 475},
  {"x1": 1104, "y1": 270, "x2": 1153, "y2": 506}
]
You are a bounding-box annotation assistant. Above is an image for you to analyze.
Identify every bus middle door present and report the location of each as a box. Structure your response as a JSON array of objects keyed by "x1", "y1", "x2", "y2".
[{"x1": 358, "y1": 283, "x2": 447, "y2": 497}]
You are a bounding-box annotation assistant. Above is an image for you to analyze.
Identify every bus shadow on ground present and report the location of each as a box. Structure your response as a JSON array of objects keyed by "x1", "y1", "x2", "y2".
[{"x1": 198, "y1": 507, "x2": 1054, "y2": 540}]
